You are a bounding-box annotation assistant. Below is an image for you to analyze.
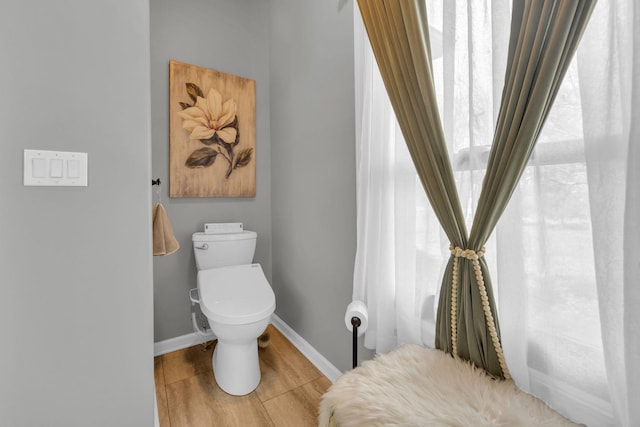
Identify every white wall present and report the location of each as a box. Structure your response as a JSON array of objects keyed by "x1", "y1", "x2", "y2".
[
  {"x1": 269, "y1": 0, "x2": 368, "y2": 372},
  {"x1": 0, "y1": 1, "x2": 154, "y2": 426}
]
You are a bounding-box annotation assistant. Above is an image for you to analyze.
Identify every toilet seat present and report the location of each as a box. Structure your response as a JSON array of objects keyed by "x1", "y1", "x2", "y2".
[{"x1": 198, "y1": 263, "x2": 275, "y2": 325}]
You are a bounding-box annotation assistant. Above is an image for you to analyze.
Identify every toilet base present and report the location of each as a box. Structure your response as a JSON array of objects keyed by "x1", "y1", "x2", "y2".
[{"x1": 212, "y1": 339, "x2": 261, "y2": 396}]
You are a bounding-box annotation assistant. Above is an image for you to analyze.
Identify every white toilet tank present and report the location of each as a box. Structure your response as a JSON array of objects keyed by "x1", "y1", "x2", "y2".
[{"x1": 192, "y1": 230, "x2": 257, "y2": 270}]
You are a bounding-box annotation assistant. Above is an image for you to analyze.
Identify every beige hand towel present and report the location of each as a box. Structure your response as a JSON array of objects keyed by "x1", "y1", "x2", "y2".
[{"x1": 152, "y1": 203, "x2": 180, "y2": 256}]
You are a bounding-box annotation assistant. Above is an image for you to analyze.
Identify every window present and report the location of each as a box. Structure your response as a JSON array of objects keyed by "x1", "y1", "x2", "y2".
[{"x1": 353, "y1": 1, "x2": 624, "y2": 424}]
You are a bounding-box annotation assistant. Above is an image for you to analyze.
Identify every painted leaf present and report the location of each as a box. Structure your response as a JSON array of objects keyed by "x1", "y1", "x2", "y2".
[
  {"x1": 185, "y1": 83, "x2": 204, "y2": 103},
  {"x1": 179, "y1": 102, "x2": 192, "y2": 110},
  {"x1": 234, "y1": 148, "x2": 253, "y2": 168},
  {"x1": 185, "y1": 147, "x2": 218, "y2": 168}
]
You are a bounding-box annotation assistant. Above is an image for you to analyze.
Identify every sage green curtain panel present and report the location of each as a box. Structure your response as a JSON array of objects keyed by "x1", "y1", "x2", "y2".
[
  {"x1": 471, "y1": 0, "x2": 596, "y2": 247},
  {"x1": 356, "y1": 0, "x2": 468, "y2": 246},
  {"x1": 357, "y1": 0, "x2": 595, "y2": 379}
]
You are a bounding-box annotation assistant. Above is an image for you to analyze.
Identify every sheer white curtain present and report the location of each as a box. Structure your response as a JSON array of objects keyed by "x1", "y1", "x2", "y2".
[
  {"x1": 353, "y1": 3, "x2": 451, "y2": 354},
  {"x1": 352, "y1": 1, "x2": 639, "y2": 426},
  {"x1": 576, "y1": 1, "x2": 640, "y2": 425}
]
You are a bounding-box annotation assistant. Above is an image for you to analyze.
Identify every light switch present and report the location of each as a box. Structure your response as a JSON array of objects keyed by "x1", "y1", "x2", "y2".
[
  {"x1": 50, "y1": 158, "x2": 63, "y2": 178},
  {"x1": 32, "y1": 158, "x2": 46, "y2": 178},
  {"x1": 67, "y1": 159, "x2": 80, "y2": 178}
]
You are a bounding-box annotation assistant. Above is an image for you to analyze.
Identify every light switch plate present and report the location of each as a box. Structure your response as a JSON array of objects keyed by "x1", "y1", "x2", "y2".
[{"x1": 24, "y1": 149, "x2": 88, "y2": 186}]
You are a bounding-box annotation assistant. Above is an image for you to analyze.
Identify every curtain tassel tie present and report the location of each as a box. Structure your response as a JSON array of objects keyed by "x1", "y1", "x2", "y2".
[{"x1": 449, "y1": 245, "x2": 511, "y2": 380}]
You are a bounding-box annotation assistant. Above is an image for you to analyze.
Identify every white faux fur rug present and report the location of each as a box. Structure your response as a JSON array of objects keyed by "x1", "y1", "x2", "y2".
[{"x1": 319, "y1": 344, "x2": 580, "y2": 427}]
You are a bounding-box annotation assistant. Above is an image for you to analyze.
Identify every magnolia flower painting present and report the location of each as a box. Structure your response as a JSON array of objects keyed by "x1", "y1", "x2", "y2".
[
  {"x1": 178, "y1": 85, "x2": 252, "y2": 179},
  {"x1": 169, "y1": 61, "x2": 256, "y2": 198}
]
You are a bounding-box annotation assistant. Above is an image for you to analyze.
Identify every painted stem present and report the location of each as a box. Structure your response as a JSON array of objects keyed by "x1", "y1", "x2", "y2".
[{"x1": 217, "y1": 143, "x2": 235, "y2": 179}]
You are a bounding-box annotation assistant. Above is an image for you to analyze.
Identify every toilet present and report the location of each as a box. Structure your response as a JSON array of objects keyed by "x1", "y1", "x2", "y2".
[{"x1": 192, "y1": 226, "x2": 275, "y2": 396}]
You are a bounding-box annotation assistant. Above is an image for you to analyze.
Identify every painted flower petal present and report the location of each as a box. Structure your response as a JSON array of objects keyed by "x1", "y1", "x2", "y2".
[
  {"x1": 181, "y1": 118, "x2": 208, "y2": 132},
  {"x1": 194, "y1": 97, "x2": 211, "y2": 120},
  {"x1": 190, "y1": 126, "x2": 216, "y2": 140},
  {"x1": 177, "y1": 105, "x2": 207, "y2": 121},
  {"x1": 218, "y1": 98, "x2": 237, "y2": 128},
  {"x1": 206, "y1": 89, "x2": 222, "y2": 120},
  {"x1": 217, "y1": 127, "x2": 237, "y2": 143}
]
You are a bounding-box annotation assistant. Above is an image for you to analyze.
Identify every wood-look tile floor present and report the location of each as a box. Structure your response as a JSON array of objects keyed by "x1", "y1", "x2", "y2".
[{"x1": 155, "y1": 325, "x2": 332, "y2": 427}]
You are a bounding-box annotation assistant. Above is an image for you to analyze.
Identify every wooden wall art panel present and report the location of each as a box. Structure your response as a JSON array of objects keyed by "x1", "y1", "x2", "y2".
[{"x1": 169, "y1": 60, "x2": 256, "y2": 197}]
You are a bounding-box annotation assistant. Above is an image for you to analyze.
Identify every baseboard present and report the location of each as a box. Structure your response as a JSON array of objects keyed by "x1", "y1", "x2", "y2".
[
  {"x1": 154, "y1": 332, "x2": 213, "y2": 357},
  {"x1": 153, "y1": 315, "x2": 344, "y2": 382},
  {"x1": 270, "y1": 314, "x2": 343, "y2": 382}
]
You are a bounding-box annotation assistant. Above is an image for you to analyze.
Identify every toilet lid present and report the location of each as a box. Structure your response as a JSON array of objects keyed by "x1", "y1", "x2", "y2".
[{"x1": 198, "y1": 264, "x2": 276, "y2": 325}]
